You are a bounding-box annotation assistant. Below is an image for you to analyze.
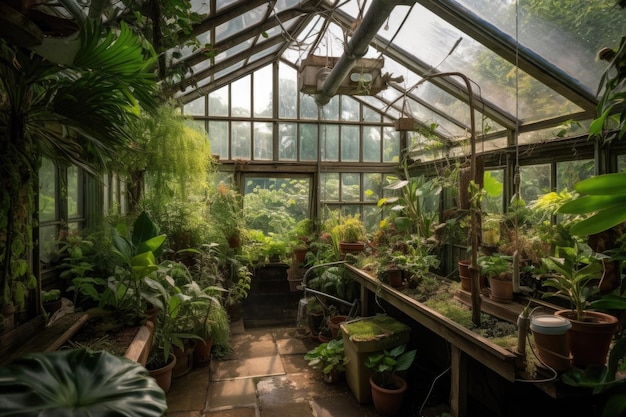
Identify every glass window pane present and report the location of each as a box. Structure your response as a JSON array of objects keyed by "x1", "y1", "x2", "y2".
[
  {"x1": 321, "y1": 173, "x2": 339, "y2": 201},
  {"x1": 341, "y1": 96, "x2": 360, "y2": 121},
  {"x1": 341, "y1": 125, "x2": 359, "y2": 162},
  {"x1": 253, "y1": 122, "x2": 273, "y2": 160},
  {"x1": 184, "y1": 96, "x2": 205, "y2": 116},
  {"x1": 243, "y1": 176, "x2": 311, "y2": 236},
  {"x1": 232, "y1": 121, "x2": 251, "y2": 159},
  {"x1": 67, "y1": 166, "x2": 80, "y2": 218},
  {"x1": 619, "y1": 154, "x2": 626, "y2": 172},
  {"x1": 208, "y1": 85, "x2": 228, "y2": 116},
  {"x1": 279, "y1": 63, "x2": 297, "y2": 119},
  {"x1": 363, "y1": 204, "x2": 380, "y2": 233},
  {"x1": 300, "y1": 124, "x2": 318, "y2": 161},
  {"x1": 363, "y1": 173, "x2": 383, "y2": 203},
  {"x1": 300, "y1": 93, "x2": 318, "y2": 119},
  {"x1": 363, "y1": 126, "x2": 381, "y2": 162},
  {"x1": 321, "y1": 124, "x2": 339, "y2": 162},
  {"x1": 483, "y1": 169, "x2": 504, "y2": 214},
  {"x1": 279, "y1": 123, "x2": 296, "y2": 161},
  {"x1": 557, "y1": 160, "x2": 594, "y2": 192},
  {"x1": 39, "y1": 225, "x2": 58, "y2": 264},
  {"x1": 254, "y1": 65, "x2": 273, "y2": 118},
  {"x1": 362, "y1": 106, "x2": 381, "y2": 123},
  {"x1": 231, "y1": 76, "x2": 251, "y2": 117},
  {"x1": 208, "y1": 120, "x2": 229, "y2": 159},
  {"x1": 39, "y1": 158, "x2": 57, "y2": 222},
  {"x1": 321, "y1": 96, "x2": 339, "y2": 120},
  {"x1": 520, "y1": 164, "x2": 551, "y2": 204},
  {"x1": 383, "y1": 127, "x2": 400, "y2": 163},
  {"x1": 341, "y1": 173, "x2": 361, "y2": 202}
]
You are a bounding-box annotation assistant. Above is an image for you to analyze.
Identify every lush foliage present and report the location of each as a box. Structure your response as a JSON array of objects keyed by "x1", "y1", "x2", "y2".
[
  {"x1": 0, "y1": 348, "x2": 167, "y2": 417},
  {"x1": 304, "y1": 338, "x2": 346, "y2": 375},
  {"x1": 541, "y1": 244, "x2": 603, "y2": 320},
  {"x1": 364, "y1": 344, "x2": 416, "y2": 389}
]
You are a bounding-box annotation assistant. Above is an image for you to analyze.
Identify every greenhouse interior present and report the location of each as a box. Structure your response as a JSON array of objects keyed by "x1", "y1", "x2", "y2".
[{"x1": 2, "y1": 0, "x2": 626, "y2": 416}]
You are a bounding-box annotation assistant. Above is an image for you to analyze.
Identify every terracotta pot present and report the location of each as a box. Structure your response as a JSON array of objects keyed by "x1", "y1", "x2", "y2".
[
  {"x1": 385, "y1": 269, "x2": 404, "y2": 288},
  {"x1": 369, "y1": 374, "x2": 407, "y2": 416},
  {"x1": 458, "y1": 260, "x2": 470, "y2": 277},
  {"x1": 193, "y1": 337, "x2": 213, "y2": 367},
  {"x1": 148, "y1": 355, "x2": 177, "y2": 393},
  {"x1": 489, "y1": 277, "x2": 513, "y2": 303},
  {"x1": 42, "y1": 298, "x2": 62, "y2": 315},
  {"x1": 530, "y1": 315, "x2": 572, "y2": 371},
  {"x1": 328, "y1": 315, "x2": 348, "y2": 339},
  {"x1": 339, "y1": 241, "x2": 365, "y2": 258},
  {"x1": 318, "y1": 333, "x2": 332, "y2": 343},
  {"x1": 293, "y1": 247, "x2": 308, "y2": 263},
  {"x1": 172, "y1": 340, "x2": 195, "y2": 378},
  {"x1": 288, "y1": 277, "x2": 302, "y2": 292},
  {"x1": 555, "y1": 310, "x2": 619, "y2": 368}
]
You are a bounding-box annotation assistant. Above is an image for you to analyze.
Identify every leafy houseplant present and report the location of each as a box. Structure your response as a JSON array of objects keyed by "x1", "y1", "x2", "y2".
[
  {"x1": 365, "y1": 344, "x2": 416, "y2": 416},
  {"x1": 365, "y1": 344, "x2": 416, "y2": 389},
  {"x1": 541, "y1": 244, "x2": 619, "y2": 368},
  {"x1": 304, "y1": 338, "x2": 347, "y2": 383},
  {"x1": 478, "y1": 253, "x2": 513, "y2": 303},
  {"x1": 0, "y1": 348, "x2": 167, "y2": 417}
]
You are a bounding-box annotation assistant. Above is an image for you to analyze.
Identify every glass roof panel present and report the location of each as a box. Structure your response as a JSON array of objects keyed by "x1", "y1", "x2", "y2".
[
  {"x1": 455, "y1": 0, "x2": 625, "y2": 93},
  {"x1": 249, "y1": 44, "x2": 282, "y2": 62},
  {"x1": 339, "y1": 2, "x2": 583, "y2": 124},
  {"x1": 213, "y1": 37, "x2": 255, "y2": 65}
]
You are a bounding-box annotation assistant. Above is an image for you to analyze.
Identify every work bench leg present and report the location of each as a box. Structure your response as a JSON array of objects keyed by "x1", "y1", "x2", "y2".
[{"x1": 450, "y1": 345, "x2": 468, "y2": 417}]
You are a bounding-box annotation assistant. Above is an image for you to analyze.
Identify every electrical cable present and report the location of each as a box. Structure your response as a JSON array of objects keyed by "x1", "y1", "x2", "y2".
[{"x1": 417, "y1": 365, "x2": 451, "y2": 417}]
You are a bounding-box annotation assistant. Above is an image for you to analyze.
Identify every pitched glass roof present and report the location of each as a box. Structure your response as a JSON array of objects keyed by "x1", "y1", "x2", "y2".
[{"x1": 170, "y1": 0, "x2": 622, "y2": 145}]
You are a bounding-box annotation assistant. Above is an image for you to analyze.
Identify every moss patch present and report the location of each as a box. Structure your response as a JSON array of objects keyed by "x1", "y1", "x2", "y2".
[{"x1": 343, "y1": 315, "x2": 410, "y2": 341}]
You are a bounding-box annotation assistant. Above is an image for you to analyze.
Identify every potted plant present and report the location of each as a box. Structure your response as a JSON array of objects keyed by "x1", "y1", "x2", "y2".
[
  {"x1": 541, "y1": 244, "x2": 619, "y2": 368},
  {"x1": 41, "y1": 289, "x2": 62, "y2": 315},
  {"x1": 478, "y1": 253, "x2": 513, "y2": 303},
  {"x1": 336, "y1": 214, "x2": 367, "y2": 258},
  {"x1": 304, "y1": 338, "x2": 347, "y2": 384},
  {"x1": 364, "y1": 343, "x2": 417, "y2": 416},
  {"x1": 209, "y1": 181, "x2": 244, "y2": 248},
  {"x1": 378, "y1": 250, "x2": 406, "y2": 288},
  {"x1": 0, "y1": 348, "x2": 167, "y2": 417}
]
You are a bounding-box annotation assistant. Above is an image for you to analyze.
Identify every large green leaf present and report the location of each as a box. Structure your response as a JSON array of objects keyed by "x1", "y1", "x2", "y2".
[{"x1": 0, "y1": 349, "x2": 166, "y2": 417}]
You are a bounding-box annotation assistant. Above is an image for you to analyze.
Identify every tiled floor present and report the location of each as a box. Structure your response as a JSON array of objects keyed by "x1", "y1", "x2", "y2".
[{"x1": 165, "y1": 320, "x2": 451, "y2": 417}]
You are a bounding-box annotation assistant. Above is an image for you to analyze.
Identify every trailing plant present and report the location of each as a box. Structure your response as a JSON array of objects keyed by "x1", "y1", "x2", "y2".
[{"x1": 0, "y1": 17, "x2": 157, "y2": 319}]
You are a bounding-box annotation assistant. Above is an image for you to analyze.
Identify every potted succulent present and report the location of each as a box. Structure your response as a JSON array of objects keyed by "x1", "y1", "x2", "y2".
[
  {"x1": 478, "y1": 253, "x2": 513, "y2": 303},
  {"x1": 304, "y1": 338, "x2": 347, "y2": 384},
  {"x1": 541, "y1": 244, "x2": 619, "y2": 368},
  {"x1": 364, "y1": 343, "x2": 416, "y2": 416}
]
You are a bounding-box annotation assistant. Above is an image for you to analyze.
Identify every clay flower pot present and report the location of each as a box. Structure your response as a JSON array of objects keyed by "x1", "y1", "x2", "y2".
[
  {"x1": 369, "y1": 374, "x2": 407, "y2": 416},
  {"x1": 554, "y1": 309, "x2": 618, "y2": 368}
]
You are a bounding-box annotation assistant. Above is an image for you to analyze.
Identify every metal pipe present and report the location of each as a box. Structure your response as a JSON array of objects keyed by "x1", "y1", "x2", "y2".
[{"x1": 315, "y1": 0, "x2": 416, "y2": 106}]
